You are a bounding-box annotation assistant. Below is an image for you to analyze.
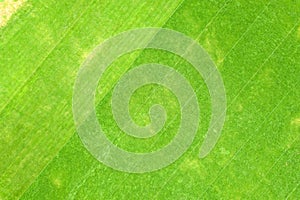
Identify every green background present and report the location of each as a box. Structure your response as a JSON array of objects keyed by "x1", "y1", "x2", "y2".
[{"x1": 0, "y1": 0, "x2": 299, "y2": 199}]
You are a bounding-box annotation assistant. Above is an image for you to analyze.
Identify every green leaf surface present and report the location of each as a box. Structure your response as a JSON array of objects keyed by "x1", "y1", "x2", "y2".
[{"x1": 0, "y1": 0, "x2": 299, "y2": 199}]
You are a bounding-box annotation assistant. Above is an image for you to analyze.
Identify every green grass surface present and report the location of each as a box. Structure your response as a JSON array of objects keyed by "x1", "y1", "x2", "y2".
[{"x1": 0, "y1": 0, "x2": 299, "y2": 199}]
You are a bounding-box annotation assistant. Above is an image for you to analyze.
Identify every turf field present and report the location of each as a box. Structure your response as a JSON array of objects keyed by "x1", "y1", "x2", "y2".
[{"x1": 0, "y1": 0, "x2": 299, "y2": 199}]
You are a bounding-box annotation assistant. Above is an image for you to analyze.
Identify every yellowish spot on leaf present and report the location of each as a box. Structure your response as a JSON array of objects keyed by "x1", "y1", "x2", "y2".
[
  {"x1": 236, "y1": 103, "x2": 243, "y2": 112},
  {"x1": 53, "y1": 178, "x2": 62, "y2": 188},
  {"x1": 203, "y1": 36, "x2": 224, "y2": 67},
  {"x1": 180, "y1": 158, "x2": 200, "y2": 171},
  {"x1": 291, "y1": 118, "x2": 300, "y2": 127}
]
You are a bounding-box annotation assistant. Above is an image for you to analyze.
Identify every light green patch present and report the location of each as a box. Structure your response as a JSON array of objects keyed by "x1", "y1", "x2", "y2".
[
  {"x1": 180, "y1": 158, "x2": 201, "y2": 172},
  {"x1": 202, "y1": 35, "x2": 225, "y2": 67},
  {"x1": 291, "y1": 118, "x2": 300, "y2": 128}
]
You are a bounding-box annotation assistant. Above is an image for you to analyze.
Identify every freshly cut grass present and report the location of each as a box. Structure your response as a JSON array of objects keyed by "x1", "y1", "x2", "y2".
[{"x1": 0, "y1": 0, "x2": 299, "y2": 199}]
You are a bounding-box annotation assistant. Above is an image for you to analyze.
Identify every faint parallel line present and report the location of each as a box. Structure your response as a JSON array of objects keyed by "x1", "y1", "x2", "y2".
[
  {"x1": 98, "y1": 0, "x2": 233, "y2": 154},
  {"x1": 197, "y1": 22, "x2": 300, "y2": 197},
  {"x1": 254, "y1": 139, "x2": 299, "y2": 197},
  {"x1": 285, "y1": 182, "x2": 300, "y2": 200},
  {"x1": 196, "y1": 0, "x2": 233, "y2": 39},
  {"x1": 66, "y1": 165, "x2": 99, "y2": 200},
  {"x1": 0, "y1": 0, "x2": 94, "y2": 181},
  {"x1": 4, "y1": 1, "x2": 98, "y2": 199},
  {"x1": 154, "y1": 18, "x2": 300, "y2": 199},
  {"x1": 109, "y1": 0, "x2": 234, "y2": 197},
  {"x1": 223, "y1": 20, "x2": 299, "y2": 108},
  {"x1": 0, "y1": 0, "x2": 87, "y2": 114},
  {"x1": 106, "y1": 0, "x2": 187, "y2": 144},
  {"x1": 151, "y1": 0, "x2": 276, "y2": 197},
  {"x1": 199, "y1": 89, "x2": 291, "y2": 197},
  {"x1": 220, "y1": 0, "x2": 272, "y2": 64},
  {"x1": 0, "y1": 0, "x2": 96, "y2": 180},
  {"x1": 93, "y1": 0, "x2": 179, "y2": 104},
  {"x1": 247, "y1": 135, "x2": 299, "y2": 196},
  {"x1": 155, "y1": 81, "x2": 290, "y2": 198},
  {"x1": 63, "y1": 0, "x2": 231, "y2": 196},
  {"x1": 65, "y1": 0, "x2": 189, "y2": 198},
  {"x1": 20, "y1": 0, "x2": 155, "y2": 191},
  {"x1": 18, "y1": 1, "x2": 186, "y2": 199}
]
